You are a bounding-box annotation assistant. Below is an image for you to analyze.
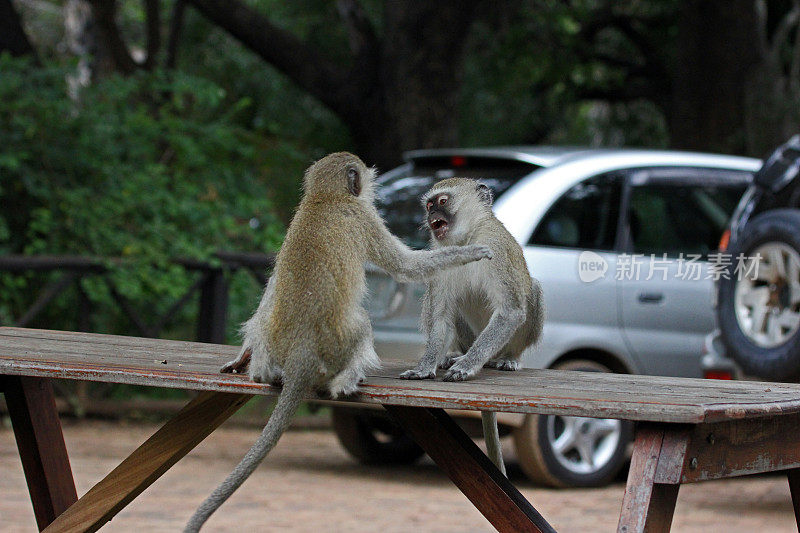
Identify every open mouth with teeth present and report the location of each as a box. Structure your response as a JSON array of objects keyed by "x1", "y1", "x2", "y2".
[{"x1": 429, "y1": 215, "x2": 449, "y2": 239}]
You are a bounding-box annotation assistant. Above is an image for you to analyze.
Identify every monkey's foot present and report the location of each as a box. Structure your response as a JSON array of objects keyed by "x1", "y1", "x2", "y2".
[
  {"x1": 438, "y1": 353, "x2": 463, "y2": 370},
  {"x1": 250, "y1": 368, "x2": 283, "y2": 386},
  {"x1": 442, "y1": 367, "x2": 472, "y2": 381},
  {"x1": 399, "y1": 368, "x2": 436, "y2": 380},
  {"x1": 484, "y1": 359, "x2": 520, "y2": 371},
  {"x1": 220, "y1": 348, "x2": 251, "y2": 374},
  {"x1": 328, "y1": 372, "x2": 363, "y2": 398}
]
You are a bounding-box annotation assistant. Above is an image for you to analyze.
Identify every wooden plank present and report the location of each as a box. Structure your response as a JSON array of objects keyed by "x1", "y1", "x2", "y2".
[
  {"x1": 679, "y1": 413, "x2": 800, "y2": 482},
  {"x1": 42, "y1": 391, "x2": 250, "y2": 533},
  {"x1": 653, "y1": 427, "x2": 691, "y2": 484},
  {"x1": 385, "y1": 405, "x2": 555, "y2": 533},
  {"x1": 617, "y1": 425, "x2": 679, "y2": 533},
  {"x1": 2, "y1": 327, "x2": 794, "y2": 397},
  {"x1": 4, "y1": 327, "x2": 800, "y2": 424},
  {"x1": 787, "y1": 468, "x2": 800, "y2": 530},
  {"x1": 2, "y1": 376, "x2": 78, "y2": 531},
  {"x1": 1, "y1": 336, "x2": 776, "y2": 414}
]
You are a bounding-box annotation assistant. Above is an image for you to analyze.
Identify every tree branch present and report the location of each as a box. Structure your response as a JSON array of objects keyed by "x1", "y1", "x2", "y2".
[
  {"x1": 185, "y1": 0, "x2": 354, "y2": 116},
  {"x1": 577, "y1": 8, "x2": 669, "y2": 86}
]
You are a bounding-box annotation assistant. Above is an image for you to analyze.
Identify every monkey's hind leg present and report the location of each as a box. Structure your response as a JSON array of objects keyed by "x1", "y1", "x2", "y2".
[
  {"x1": 442, "y1": 307, "x2": 524, "y2": 382},
  {"x1": 438, "y1": 352, "x2": 464, "y2": 369},
  {"x1": 439, "y1": 316, "x2": 474, "y2": 369},
  {"x1": 248, "y1": 350, "x2": 284, "y2": 386},
  {"x1": 221, "y1": 348, "x2": 251, "y2": 374},
  {"x1": 328, "y1": 327, "x2": 380, "y2": 398}
]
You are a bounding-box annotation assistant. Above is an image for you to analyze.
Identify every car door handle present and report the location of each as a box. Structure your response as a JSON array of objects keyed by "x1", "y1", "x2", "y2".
[{"x1": 638, "y1": 292, "x2": 664, "y2": 304}]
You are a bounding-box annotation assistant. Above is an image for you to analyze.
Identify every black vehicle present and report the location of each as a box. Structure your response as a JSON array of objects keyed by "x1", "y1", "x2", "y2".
[{"x1": 716, "y1": 135, "x2": 800, "y2": 380}]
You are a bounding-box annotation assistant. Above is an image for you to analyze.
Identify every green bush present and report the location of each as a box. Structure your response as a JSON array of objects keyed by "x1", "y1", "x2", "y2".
[{"x1": 0, "y1": 54, "x2": 284, "y2": 338}]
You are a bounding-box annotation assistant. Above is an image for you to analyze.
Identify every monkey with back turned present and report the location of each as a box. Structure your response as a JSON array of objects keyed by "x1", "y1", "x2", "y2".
[{"x1": 184, "y1": 153, "x2": 492, "y2": 532}]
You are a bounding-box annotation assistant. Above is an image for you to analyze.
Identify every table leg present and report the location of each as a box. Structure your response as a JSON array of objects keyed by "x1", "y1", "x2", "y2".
[
  {"x1": 618, "y1": 425, "x2": 680, "y2": 533},
  {"x1": 385, "y1": 405, "x2": 555, "y2": 533},
  {"x1": 788, "y1": 468, "x2": 800, "y2": 530},
  {"x1": 2, "y1": 376, "x2": 78, "y2": 531},
  {"x1": 42, "y1": 391, "x2": 250, "y2": 533}
]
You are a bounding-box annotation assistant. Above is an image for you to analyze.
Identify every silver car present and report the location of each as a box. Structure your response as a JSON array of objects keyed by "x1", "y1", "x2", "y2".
[{"x1": 331, "y1": 147, "x2": 760, "y2": 487}]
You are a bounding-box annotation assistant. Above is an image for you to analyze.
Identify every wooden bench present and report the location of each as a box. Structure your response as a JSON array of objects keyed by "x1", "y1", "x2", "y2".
[{"x1": 3, "y1": 327, "x2": 800, "y2": 532}]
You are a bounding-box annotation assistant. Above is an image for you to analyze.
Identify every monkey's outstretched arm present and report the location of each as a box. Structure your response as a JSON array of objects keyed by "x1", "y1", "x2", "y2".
[
  {"x1": 365, "y1": 216, "x2": 491, "y2": 281},
  {"x1": 443, "y1": 305, "x2": 525, "y2": 382},
  {"x1": 221, "y1": 274, "x2": 276, "y2": 374}
]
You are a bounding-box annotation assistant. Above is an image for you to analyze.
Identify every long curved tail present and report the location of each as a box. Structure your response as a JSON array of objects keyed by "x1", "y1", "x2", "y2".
[
  {"x1": 481, "y1": 411, "x2": 506, "y2": 476},
  {"x1": 184, "y1": 364, "x2": 313, "y2": 532}
]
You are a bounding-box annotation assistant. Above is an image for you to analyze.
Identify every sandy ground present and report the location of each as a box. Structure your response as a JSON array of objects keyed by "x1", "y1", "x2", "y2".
[{"x1": 0, "y1": 418, "x2": 796, "y2": 532}]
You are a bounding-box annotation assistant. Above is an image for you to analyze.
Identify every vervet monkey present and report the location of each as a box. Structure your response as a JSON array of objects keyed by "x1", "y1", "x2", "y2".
[
  {"x1": 185, "y1": 153, "x2": 492, "y2": 532},
  {"x1": 400, "y1": 178, "x2": 544, "y2": 474}
]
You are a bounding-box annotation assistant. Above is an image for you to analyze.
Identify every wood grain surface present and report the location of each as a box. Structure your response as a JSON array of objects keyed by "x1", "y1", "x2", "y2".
[{"x1": 3, "y1": 327, "x2": 800, "y2": 424}]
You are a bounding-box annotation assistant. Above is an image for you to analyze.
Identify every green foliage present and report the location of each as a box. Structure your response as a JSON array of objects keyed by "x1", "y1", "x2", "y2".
[
  {"x1": 0, "y1": 54, "x2": 283, "y2": 335},
  {"x1": 461, "y1": 2, "x2": 671, "y2": 148},
  {"x1": 175, "y1": 2, "x2": 353, "y2": 216}
]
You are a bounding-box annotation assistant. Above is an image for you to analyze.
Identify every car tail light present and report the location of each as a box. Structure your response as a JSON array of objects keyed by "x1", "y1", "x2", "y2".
[
  {"x1": 451, "y1": 156, "x2": 467, "y2": 168},
  {"x1": 718, "y1": 229, "x2": 731, "y2": 252},
  {"x1": 703, "y1": 370, "x2": 733, "y2": 380}
]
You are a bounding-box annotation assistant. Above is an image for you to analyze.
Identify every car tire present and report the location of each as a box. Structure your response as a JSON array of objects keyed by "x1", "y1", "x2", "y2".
[
  {"x1": 717, "y1": 209, "x2": 800, "y2": 381},
  {"x1": 331, "y1": 406, "x2": 425, "y2": 465},
  {"x1": 512, "y1": 360, "x2": 633, "y2": 487}
]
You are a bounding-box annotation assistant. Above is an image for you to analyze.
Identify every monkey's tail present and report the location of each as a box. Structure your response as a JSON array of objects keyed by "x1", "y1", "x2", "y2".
[
  {"x1": 184, "y1": 362, "x2": 314, "y2": 532},
  {"x1": 527, "y1": 278, "x2": 545, "y2": 346},
  {"x1": 481, "y1": 411, "x2": 506, "y2": 476}
]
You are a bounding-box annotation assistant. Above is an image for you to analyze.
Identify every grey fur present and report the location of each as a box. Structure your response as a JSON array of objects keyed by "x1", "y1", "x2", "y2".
[
  {"x1": 481, "y1": 411, "x2": 506, "y2": 475},
  {"x1": 187, "y1": 154, "x2": 492, "y2": 531},
  {"x1": 400, "y1": 177, "x2": 545, "y2": 474}
]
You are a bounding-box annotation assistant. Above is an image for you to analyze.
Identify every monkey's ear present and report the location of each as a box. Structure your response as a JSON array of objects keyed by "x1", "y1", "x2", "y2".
[
  {"x1": 347, "y1": 167, "x2": 361, "y2": 196},
  {"x1": 476, "y1": 183, "x2": 493, "y2": 206}
]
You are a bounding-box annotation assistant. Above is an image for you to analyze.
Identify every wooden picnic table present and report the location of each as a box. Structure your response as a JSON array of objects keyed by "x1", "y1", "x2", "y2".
[{"x1": 2, "y1": 327, "x2": 800, "y2": 532}]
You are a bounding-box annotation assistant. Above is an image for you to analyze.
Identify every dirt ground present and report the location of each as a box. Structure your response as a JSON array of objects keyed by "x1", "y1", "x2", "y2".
[{"x1": 0, "y1": 418, "x2": 796, "y2": 532}]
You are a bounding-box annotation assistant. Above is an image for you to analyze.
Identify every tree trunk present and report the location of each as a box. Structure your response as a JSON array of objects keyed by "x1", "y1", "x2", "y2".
[
  {"x1": 668, "y1": 0, "x2": 761, "y2": 155},
  {"x1": 355, "y1": 1, "x2": 479, "y2": 168},
  {"x1": 185, "y1": 0, "x2": 478, "y2": 168},
  {"x1": 0, "y1": 0, "x2": 36, "y2": 58}
]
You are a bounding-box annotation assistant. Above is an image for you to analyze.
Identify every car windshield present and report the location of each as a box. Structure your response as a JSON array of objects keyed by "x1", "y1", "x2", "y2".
[{"x1": 377, "y1": 156, "x2": 540, "y2": 248}]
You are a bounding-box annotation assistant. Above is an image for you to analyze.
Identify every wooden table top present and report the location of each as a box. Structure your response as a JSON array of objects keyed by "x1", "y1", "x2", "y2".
[{"x1": 2, "y1": 327, "x2": 799, "y2": 425}]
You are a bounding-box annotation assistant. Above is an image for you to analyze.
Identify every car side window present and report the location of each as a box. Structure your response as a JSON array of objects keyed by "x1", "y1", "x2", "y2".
[
  {"x1": 528, "y1": 173, "x2": 622, "y2": 251},
  {"x1": 627, "y1": 182, "x2": 745, "y2": 258}
]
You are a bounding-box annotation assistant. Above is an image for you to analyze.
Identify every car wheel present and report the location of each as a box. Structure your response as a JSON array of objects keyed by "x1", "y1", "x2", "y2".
[
  {"x1": 512, "y1": 360, "x2": 633, "y2": 487},
  {"x1": 718, "y1": 209, "x2": 800, "y2": 380},
  {"x1": 331, "y1": 406, "x2": 425, "y2": 465}
]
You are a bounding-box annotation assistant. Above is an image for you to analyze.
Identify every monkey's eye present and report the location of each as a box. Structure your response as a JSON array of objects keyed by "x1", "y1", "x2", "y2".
[
  {"x1": 438, "y1": 195, "x2": 448, "y2": 206},
  {"x1": 426, "y1": 200, "x2": 434, "y2": 211},
  {"x1": 347, "y1": 168, "x2": 357, "y2": 179}
]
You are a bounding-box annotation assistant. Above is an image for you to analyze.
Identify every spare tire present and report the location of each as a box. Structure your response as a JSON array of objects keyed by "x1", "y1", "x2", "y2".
[{"x1": 717, "y1": 209, "x2": 800, "y2": 380}]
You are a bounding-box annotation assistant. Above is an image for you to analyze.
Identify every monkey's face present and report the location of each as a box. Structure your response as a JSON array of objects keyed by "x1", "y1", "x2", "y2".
[
  {"x1": 425, "y1": 192, "x2": 453, "y2": 241},
  {"x1": 423, "y1": 178, "x2": 494, "y2": 244}
]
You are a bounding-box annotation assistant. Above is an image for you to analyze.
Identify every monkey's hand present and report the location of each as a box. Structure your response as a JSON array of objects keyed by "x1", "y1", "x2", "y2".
[
  {"x1": 399, "y1": 368, "x2": 436, "y2": 380},
  {"x1": 220, "y1": 348, "x2": 251, "y2": 374},
  {"x1": 467, "y1": 244, "x2": 493, "y2": 261}
]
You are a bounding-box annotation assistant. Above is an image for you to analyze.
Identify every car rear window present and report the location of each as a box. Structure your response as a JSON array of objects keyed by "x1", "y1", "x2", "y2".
[{"x1": 377, "y1": 156, "x2": 539, "y2": 248}]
